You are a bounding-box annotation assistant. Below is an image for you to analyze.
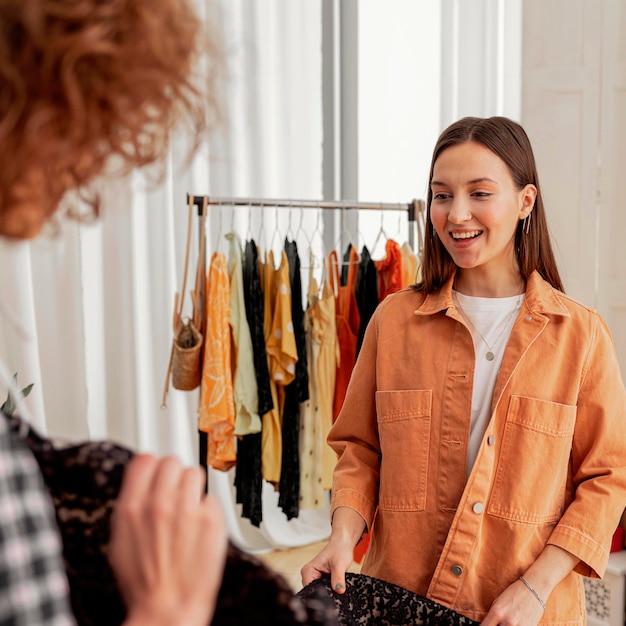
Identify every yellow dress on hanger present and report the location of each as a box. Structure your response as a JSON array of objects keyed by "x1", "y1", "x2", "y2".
[
  {"x1": 261, "y1": 249, "x2": 297, "y2": 487},
  {"x1": 315, "y1": 259, "x2": 340, "y2": 490}
]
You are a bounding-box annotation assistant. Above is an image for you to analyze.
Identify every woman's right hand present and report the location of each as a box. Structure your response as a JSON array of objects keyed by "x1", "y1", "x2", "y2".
[
  {"x1": 300, "y1": 538, "x2": 355, "y2": 594},
  {"x1": 109, "y1": 454, "x2": 228, "y2": 626},
  {"x1": 300, "y1": 506, "x2": 366, "y2": 594}
]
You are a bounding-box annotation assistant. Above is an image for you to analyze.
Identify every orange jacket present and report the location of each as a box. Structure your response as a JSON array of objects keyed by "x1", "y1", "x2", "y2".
[{"x1": 328, "y1": 271, "x2": 626, "y2": 623}]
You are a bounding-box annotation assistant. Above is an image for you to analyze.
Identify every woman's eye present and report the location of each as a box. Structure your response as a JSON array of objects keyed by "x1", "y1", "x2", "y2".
[
  {"x1": 433, "y1": 192, "x2": 450, "y2": 201},
  {"x1": 473, "y1": 191, "x2": 492, "y2": 198}
]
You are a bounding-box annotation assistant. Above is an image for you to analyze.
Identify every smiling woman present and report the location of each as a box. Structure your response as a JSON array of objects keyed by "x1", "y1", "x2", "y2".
[{"x1": 301, "y1": 116, "x2": 626, "y2": 625}]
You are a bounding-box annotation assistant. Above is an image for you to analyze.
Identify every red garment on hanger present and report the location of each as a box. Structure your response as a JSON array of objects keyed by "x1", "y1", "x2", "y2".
[
  {"x1": 329, "y1": 247, "x2": 360, "y2": 423},
  {"x1": 374, "y1": 239, "x2": 403, "y2": 301}
]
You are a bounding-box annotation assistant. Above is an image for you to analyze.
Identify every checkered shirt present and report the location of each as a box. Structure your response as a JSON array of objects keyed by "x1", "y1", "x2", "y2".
[{"x1": 0, "y1": 413, "x2": 75, "y2": 625}]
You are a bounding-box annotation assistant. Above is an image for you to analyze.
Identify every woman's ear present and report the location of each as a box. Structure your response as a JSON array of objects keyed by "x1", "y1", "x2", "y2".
[{"x1": 519, "y1": 184, "x2": 538, "y2": 220}]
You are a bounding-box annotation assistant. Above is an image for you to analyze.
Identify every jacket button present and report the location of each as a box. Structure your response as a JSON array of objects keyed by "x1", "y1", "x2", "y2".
[
  {"x1": 451, "y1": 565, "x2": 463, "y2": 576},
  {"x1": 487, "y1": 435, "x2": 495, "y2": 445},
  {"x1": 525, "y1": 315, "x2": 532, "y2": 321},
  {"x1": 472, "y1": 502, "x2": 485, "y2": 514}
]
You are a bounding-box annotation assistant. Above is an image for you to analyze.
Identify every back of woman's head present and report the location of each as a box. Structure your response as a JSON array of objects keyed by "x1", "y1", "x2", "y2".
[
  {"x1": 0, "y1": 0, "x2": 223, "y2": 238},
  {"x1": 417, "y1": 116, "x2": 564, "y2": 293}
]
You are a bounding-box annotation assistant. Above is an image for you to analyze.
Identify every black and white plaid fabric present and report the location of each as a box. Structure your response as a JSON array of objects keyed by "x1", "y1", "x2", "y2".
[{"x1": 0, "y1": 413, "x2": 75, "y2": 626}]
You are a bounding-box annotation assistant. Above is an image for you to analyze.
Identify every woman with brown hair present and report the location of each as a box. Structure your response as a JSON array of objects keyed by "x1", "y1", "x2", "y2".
[{"x1": 302, "y1": 116, "x2": 626, "y2": 624}]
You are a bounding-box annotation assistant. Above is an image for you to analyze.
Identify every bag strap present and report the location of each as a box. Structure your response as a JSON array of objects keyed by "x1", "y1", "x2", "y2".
[
  {"x1": 161, "y1": 195, "x2": 200, "y2": 408},
  {"x1": 176, "y1": 195, "x2": 196, "y2": 325}
]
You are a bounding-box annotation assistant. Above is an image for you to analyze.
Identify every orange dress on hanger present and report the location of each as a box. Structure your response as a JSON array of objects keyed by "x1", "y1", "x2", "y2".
[
  {"x1": 198, "y1": 252, "x2": 236, "y2": 471},
  {"x1": 329, "y1": 246, "x2": 360, "y2": 423}
]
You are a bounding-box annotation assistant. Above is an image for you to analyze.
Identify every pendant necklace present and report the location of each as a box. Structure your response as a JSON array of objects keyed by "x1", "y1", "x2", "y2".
[{"x1": 453, "y1": 293, "x2": 522, "y2": 362}]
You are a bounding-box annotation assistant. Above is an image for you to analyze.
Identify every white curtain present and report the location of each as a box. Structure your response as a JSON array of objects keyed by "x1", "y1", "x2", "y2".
[{"x1": 0, "y1": 0, "x2": 330, "y2": 554}]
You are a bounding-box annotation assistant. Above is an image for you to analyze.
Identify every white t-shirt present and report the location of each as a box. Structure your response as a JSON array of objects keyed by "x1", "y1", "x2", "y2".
[{"x1": 452, "y1": 290, "x2": 524, "y2": 477}]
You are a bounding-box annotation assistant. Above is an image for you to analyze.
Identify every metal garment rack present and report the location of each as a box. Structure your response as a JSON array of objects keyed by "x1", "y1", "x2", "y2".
[
  {"x1": 188, "y1": 194, "x2": 425, "y2": 482},
  {"x1": 187, "y1": 194, "x2": 425, "y2": 250}
]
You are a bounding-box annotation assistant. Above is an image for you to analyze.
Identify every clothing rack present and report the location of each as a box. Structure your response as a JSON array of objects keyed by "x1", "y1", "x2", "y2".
[
  {"x1": 186, "y1": 194, "x2": 425, "y2": 250},
  {"x1": 188, "y1": 193, "x2": 425, "y2": 488}
]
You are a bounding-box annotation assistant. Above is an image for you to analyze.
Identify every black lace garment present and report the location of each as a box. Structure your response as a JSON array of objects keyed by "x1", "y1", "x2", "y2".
[{"x1": 298, "y1": 574, "x2": 479, "y2": 626}]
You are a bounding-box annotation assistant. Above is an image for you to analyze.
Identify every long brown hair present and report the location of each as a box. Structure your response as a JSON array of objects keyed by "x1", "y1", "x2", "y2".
[
  {"x1": 0, "y1": 0, "x2": 224, "y2": 236},
  {"x1": 416, "y1": 116, "x2": 564, "y2": 293}
]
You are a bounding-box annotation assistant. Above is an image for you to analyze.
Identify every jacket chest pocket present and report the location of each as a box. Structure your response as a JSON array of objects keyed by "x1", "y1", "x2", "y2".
[
  {"x1": 488, "y1": 395, "x2": 576, "y2": 524},
  {"x1": 376, "y1": 390, "x2": 432, "y2": 512}
]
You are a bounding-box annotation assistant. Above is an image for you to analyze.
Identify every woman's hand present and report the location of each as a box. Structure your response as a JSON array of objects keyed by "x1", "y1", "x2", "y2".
[
  {"x1": 480, "y1": 578, "x2": 545, "y2": 626},
  {"x1": 300, "y1": 537, "x2": 355, "y2": 594},
  {"x1": 301, "y1": 506, "x2": 365, "y2": 594},
  {"x1": 481, "y1": 544, "x2": 579, "y2": 625},
  {"x1": 108, "y1": 454, "x2": 228, "y2": 626}
]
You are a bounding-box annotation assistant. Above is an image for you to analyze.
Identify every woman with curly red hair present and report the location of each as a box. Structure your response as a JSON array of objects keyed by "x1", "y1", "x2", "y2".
[
  {"x1": 0, "y1": 0, "x2": 220, "y2": 239},
  {"x1": 0, "y1": 1, "x2": 229, "y2": 624}
]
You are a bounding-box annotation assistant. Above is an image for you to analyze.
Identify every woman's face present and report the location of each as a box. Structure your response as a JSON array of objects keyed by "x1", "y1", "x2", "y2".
[{"x1": 429, "y1": 141, "x2": 536, "y2": 282}]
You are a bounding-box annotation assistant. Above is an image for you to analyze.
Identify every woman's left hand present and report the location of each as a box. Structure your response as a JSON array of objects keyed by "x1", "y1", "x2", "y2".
[{"x1": 480, "y1": 578, "x2": 545, "y2": 626}]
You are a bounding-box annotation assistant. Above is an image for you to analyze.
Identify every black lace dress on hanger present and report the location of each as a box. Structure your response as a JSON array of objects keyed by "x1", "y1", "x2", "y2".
[{"x1": 5, "y1": 413, "x2": 478, "y2": 626}]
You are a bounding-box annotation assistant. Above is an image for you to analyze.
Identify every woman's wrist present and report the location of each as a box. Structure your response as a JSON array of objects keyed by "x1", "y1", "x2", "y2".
[
  {"x1": 330, "y1": 506, "x2": 367, "y2": 547},
  {"x1": 518, "y1": 575, "x2": 546, "y2": 611},
  {"x1": 520, "y1": 544, "x2": 580, "y2": 609}
]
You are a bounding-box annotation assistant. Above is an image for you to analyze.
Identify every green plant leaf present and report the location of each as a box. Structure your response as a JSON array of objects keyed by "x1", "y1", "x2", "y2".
[
  {"x1": 1, "y1": 394, "x2": 15, "y2": 416},
  {"x1": 1, "y1": 374, "x2": 34, "y2": 417},
  {"x1": 21, "y1": 383, "x2": 34, "y2": 399}
]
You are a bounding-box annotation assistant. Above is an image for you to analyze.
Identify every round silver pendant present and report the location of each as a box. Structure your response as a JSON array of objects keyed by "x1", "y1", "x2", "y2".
[{"x1": 485, "y1": 351, "x2": 495, "y2": 361}]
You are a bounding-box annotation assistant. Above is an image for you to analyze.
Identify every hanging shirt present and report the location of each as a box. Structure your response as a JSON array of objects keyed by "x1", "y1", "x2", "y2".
[
  {"x1": 261, "y1": 250, "x2": 297, "y2": 486},
  {"x1": 329, "y1": 247, "x2": 360, "y2": 423},
  {"x1": 400, "y1": 241, "x2": 419, "y2": 287},
  {"x1": 355, "y1": 245, "x2": 379, "y2": 355},
  {"x1": 243, "y1": 240, "x2": 273, "y2": 417},
  {"x1": 226, "y1": 232, "x2": 261, "y2": 436},
  {"x1": 279, "y1": 239, "x2": 308, "y2": 519},
  {"x1": 198, "y1": 252, "x2": 236, "y2": 472},
  {"x1": 235, "y1": 238, "x2": 270, "y2": 528},
  {"x1": 316, "y1": 259, "x2": 340, "y2": 490},
  {"x1": 374, "y1": 238, "x2": 403, "y2": 301},
  {"x1": 299, "y1": 269, "x2": 325, "y2": 509}
]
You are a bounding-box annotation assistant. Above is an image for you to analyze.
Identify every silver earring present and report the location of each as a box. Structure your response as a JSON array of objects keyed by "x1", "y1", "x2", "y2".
[{"x1": 523, "y1": 212, "x2": 532, "y2": 235}]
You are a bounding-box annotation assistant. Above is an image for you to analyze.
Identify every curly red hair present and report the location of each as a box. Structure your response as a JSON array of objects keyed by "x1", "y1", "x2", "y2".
[{"x1": 0, "y1": 0, "x2": 222, "y2": 237}]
